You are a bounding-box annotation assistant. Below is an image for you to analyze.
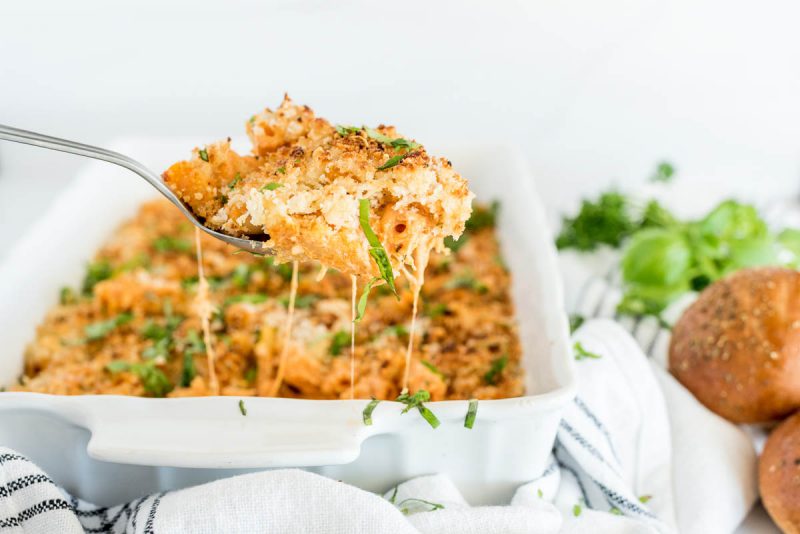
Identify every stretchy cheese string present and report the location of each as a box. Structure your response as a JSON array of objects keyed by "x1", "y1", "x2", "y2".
[
  {"x1": 400, "y1": 243, "x2": 431, "y2": 392},
  {"x1": 269, "y1": 260, "x2": 299, "y2": 396},
  {"x1": 194, "y1": 228, "x2": 219, "y2": 395},
  {"x1": 350, "y1": 274, "x2": 357, "y2": 400}
]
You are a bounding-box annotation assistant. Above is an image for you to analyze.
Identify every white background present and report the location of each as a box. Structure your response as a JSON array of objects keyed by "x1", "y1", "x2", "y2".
[{"x1": 2, "y1": 1, "x2": 799, "y2": 530}]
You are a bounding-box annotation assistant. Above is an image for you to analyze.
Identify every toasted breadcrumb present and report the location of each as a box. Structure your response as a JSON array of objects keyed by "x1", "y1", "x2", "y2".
[{"x1": 162, "y1": 96, "x2": 474, "y2": 278}]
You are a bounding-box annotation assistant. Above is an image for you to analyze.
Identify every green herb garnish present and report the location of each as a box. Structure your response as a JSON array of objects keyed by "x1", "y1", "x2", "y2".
[
  {"x1": 329, "y1": 330, "x2": 350, "y2": 357},
  {"x1": 82, "y1": 260, "x2": 113, "y2": 296},
  {"x1": 335, "y1": 125, "x2": 362, "y2": 136},
  {"x1": 426, "y1": 303, "x2": 448, "y2": 319},
  {"x1": 610, "y1": 507, "x2": 623, "y2": 516},
  {"x1": 106, "y1": 360, "x2": 173, "y2": 397},
  {"x1": 198, "y1": 148, "x2": 209, "y2": 162},
  {"x1": 574, "y1": 341, "x2": 601, "y2": 360},
  {"x1": 224, "y1": 293, "x2": 268, "y2": 306},
  {"x1": 556, "y1": 192, "x2": 638, "y2": 251},
  {"x1": 363, "y1": 398, "x2": 380, "y2": 425},
  {"x1": 464, "y1": 398, "x2": 478, "y2": 429},
  {"x1": 396, "y1": 389, "x2": 440, "y2": 429},
  {"x1": 376, "y1": 153, "x2": 411, "y2": 171},
  {"x1": 261, "y1": 182, "x2": 283, "y2": 191},
  {"x1": 358, "y1": 199, "x2": 398, "y2": 296},
  {"x1": 639, "y1": 495, "x2": 652, "y2": 503},
  {"x1": 85, "y1": 312, "x2": 133, "y2": 342},
  {"x1": 228, "y1": 172, "x2": 242, "y2": 190},
  {"x1": 537, "y1": 488, "x2": 543, "y2": 498},
  {"x1": 444, "y1": 234, "x2": 469, "y2": 252},
  {"x1": 573, "y1": 504, "x2": 582, "y2": 517},
  {"x1": 238, "y1": 399, "x2": 247, "y2": 416},
  {"x1": 444, "y1": 273, "x2": 488, "y2": 294},
  {"x1": 396, "y1": 498, "x2": 444, "y2": 515},
  {"x1": 569, "y1": 314, "x2": 585, "y2": 334},
  {"x1": 153, "y1": 236, "x2": 192, "y2": 254},
  {"x1": 60, "y1": 287, "x2": 77, "y2": 305},
  {"x1": 276, "y1": 166, "x2": 286, "y2": 174},
  {"x1": 231, "y1": 264, "x2": 251, "y2": 288},
  {"x1": 650, "y1": 161, "x2": 675, "y2": 183},
  {"x1": 465, "y1": 201, "x2": 499, "y2": 232},
  {"x1": 354, "y1": 277, "x2": 380, "y2": 322},
  {"x1": 364, "y1": 128, "x2": 420, "y2": 151},
  {"x1": 484, "y1": 354, "x2": 508, "y2": 385},
  {"x1": 180, "y1": 329, "x2": 204, "y2": 386},
  {"x1": 420, "y1": 360, "x2": 445, "y2": 378},
  {"x1": 244, "y1": 367, "x2": 257, "y2": 384}
]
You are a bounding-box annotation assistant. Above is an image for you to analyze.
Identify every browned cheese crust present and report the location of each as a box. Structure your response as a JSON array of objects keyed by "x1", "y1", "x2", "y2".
[
  {"x1": 669, "y1": 267, "x2": 800, "y2": 423},
  {"x1": 760, "y1": 411, "x2": 800, "y2": 534},
  {"x1": 162, "y1": 96, "x2": 474, "y2": 279},
  {"x1": 13, "y1": 200, "x2": 523, "y2": 401}
]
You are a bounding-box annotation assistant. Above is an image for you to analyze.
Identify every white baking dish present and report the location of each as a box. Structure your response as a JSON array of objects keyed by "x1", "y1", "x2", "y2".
[{"x1": 0, "y1": 139, "x2": 575, "y2": 506}]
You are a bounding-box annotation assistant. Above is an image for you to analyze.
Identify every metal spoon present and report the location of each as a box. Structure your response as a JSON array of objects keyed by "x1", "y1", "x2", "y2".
[{"x1": 0, "y1": 124, "x2": 272, "y2": 255}]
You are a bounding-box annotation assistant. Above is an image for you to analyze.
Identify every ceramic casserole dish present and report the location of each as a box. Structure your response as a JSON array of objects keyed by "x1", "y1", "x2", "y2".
[{"x1": 0, "y1": 138, "x2": 575, "y2": 506}]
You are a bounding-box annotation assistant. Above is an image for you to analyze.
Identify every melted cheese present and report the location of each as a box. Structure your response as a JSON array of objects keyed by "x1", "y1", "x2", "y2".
[
  {"x1": 194, "y1": 228, "x2": 219, "y2": 395},
  {"x1": 268, "y1": 260, "x2": 299, "y2": 396}
]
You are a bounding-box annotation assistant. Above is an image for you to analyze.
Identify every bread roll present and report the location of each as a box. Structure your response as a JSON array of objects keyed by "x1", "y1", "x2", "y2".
[
  {"x1": 760, "y1": 411, "x2": 800, "y2": 534},
  {"x1": 669, "y1": 267, "x2": 800, "y2": 423}
]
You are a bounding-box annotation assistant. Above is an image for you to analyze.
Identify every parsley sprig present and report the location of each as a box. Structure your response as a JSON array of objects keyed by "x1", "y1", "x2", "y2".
[{"x1": 396, "y1": 389, "x2": 440, "y2": 428}]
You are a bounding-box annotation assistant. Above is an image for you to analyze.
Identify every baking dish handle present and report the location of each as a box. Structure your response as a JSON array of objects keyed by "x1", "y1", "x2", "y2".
[{"x1": 84, "y1": 419, "x2": 365, "y2": 469}]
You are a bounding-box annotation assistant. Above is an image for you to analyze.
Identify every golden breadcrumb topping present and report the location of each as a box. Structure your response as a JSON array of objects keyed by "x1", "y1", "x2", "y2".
[
  {"x1": 162, "y1": 96, "x2": 474, "y2": 279},
  {"x1": 12, "y1": 200, "x2": 522, "y2": 400}
]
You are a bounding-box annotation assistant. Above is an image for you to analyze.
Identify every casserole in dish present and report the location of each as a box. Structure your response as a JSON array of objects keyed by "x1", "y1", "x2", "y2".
[{"x1": 0, "y1": 139, "x2": 575, "y2": 505}]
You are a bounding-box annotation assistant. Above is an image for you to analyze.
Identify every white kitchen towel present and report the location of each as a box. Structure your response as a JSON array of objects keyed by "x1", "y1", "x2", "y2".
[
  {"x1": 1, "y1": 319, "x2": 689, "y2": 534},
  {"x1": 560, "y1": 250, "x2": 759, "y2": 534}
]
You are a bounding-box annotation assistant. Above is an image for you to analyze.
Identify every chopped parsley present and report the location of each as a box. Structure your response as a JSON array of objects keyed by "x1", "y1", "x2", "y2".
[
  {"x1": 573, "y1": 503, "x2": 582, "y2": 517},
  {"x1": 426, "y1": 303, "x2": 448, "y2": 319},
  {"x1": 610, "y1": 507, "x2": 622, "y2": 516},
  {"x1": 60, "y1": 287, "x2": 77, "y2": 305},
  {"x1": 364, "y1": 127, "x2": 420, "y2": 151},
  {"x1": 82, "y1": 260, "x2": 113, "y2": 296},
  {"x1": 362, "y1": 398, "x2": 380, "y2": 425},
  {"x1": 85, "y1": 312, "x2": 134, "y2": 342},
  {"x1": 555, "y1": 192, "x2": 636, "y2": 251},
  {"x1": 238, "y1": 399, "x2": 247, "y2": 416},
  {"x1": 106, "y1": 360, "x2": 173, "y2": 397},
  {"x1": 569, "y1": 314, "x2": 585, "y2": 334},
  {"x1": 574, "y1": 341, "x2": 601, "y2": 361},
  {"x1": 382, "y1": 324, "x2": 409, "y2": 338},
  {"x1": 153, "y1": 236, "x2": 192, "y2": 254},
  {"x1": 354, "y1": 277, "x2": 381, "y2": 322},
  {"x1": 484, "y1": 354, "x2": 508, "y2": 385},
  {"x1": 249, "y1": 115, "x2": 256, "y2": 124},
  {"x1": 639, "y1": 495, "x2": 652, "y2": 503},
  {"x1": 335, "y1": 124, "x2": 362, "y2": 136},
  {"x1": 537, "y1": 488, "x2": 544, "y2": 498},
  {"x1": 180, "y1": 329, "x2": 204, "y2": 387},
  {"x1": 358, "y1": 199, "x2": 398, "y2": 296},
  {"x1": 231, "y1": 264, "x2": 251, "y2": 288},
  {"x1": 650, "y1": 161, "x2": 675, "y2": 183},
  {"x1": 224, "y1": 293, "x2": 268, "y2": 307},
  {"x1": 464, "y1": 398, "x2": 478, "y2": 429},
  {"x1": 420, "y1": 360, "x2": 444, "y2": 378},
  {"x1": 376, "y1": 153, "x2": 411, "y2": 171},
  {"x1": 329, "y1": 330, "x2": 350, "y2": 356},
  {"x1": 228, "y1": 172, "x2": 242, "y2": 190},
  {"x1": 276, "y1": 166, "x2": 286, "y2": 175},
  {"x1": 396, "y1": 389, "x2": 440, "y2": 429},
  {"x1": 260, "y1": 182, "x2": 283, "y2": 191},
  {"x1": 244, "y1": 367, "x2": 257, "y2": 384},
  {"x1": 198, "y1": 148, "x2": 209, "y2": 162},
  {"x1": 444, "y1": 273, "x2": 488, "y2": 294},
  {"x1": 465, "y1": 201, "x2": 499, "y2": 232},
  {"x1": 443, "y1": 234, "x2": 469, "y2": 252},
  {"x1": 278, "y1": 294, "x2": 318, "y2": 309}
]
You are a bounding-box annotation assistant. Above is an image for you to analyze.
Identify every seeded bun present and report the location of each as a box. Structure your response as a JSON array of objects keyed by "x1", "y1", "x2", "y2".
[
  {"x1": 669, "y1": 267, "x2": 800, "y2": 423},
  {"x1": 760, "y1": 411, "x2": 800, "y2": 534}
]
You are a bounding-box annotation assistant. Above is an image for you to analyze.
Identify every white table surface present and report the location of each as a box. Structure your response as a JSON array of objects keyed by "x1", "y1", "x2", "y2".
[{"x1": 2, "y1": 1, "x2": 799, "y2": 530}]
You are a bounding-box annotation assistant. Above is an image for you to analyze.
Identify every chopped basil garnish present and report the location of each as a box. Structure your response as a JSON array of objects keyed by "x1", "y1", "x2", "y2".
[
  {"x1": 569, "y1": 314, "x2": 585, "y2": 334},
  {"x1": 420, "y1": 360, "x2": 444, "y2": 378},
  {"x1": 198, "y1": 148, "x2": 209, "y2": 162},
  {"x1": 276, "y1": 166, "x2": 286, "y2": 174},
  {"x1": 228, "y1": 172, "x2": 242, "y2": 190},
  {"x1": 396, "y1": 498, "x2": 444, "y2": 515},
  {"x1": 396, "y1": 389, "x2": 440, "y2": 429},
  {"x1": 278, "y1": 294, "x2": 318, "y2": 309},
  {"x1": 484, "y1": 354, "x2": 508, "y2": 385},
  {"x1": 231, "y1": 264, "x2": 251, "y2": 288},
  {"x1": 249, "y1": 115, "x2": 256, "y2": 124},
  {"x1": 639, "y1": 495, "x2": 652, "y2": 503},
  {"x1": 444, "y1": 234, "x2": 469, "y2": 252},
  {"x1": 244, "y1": 367, "x2": 257, "y2": 384},
  {"x1": 238, "y1": 399, "x2": 247, "y2": 416},
  {"x1": 85, "y1": 312, "x2": 133, "y2": 342},
  {"x1": 354, "y1": 277, "x2": 380, "y2": 323},
  {"x1": 465, "y1": 201, "x2": 500, "y2": 232},
  {"x1": 153, "y1": 236, "x2": 192, "y2": 254},
  {"x1": 573, "y1": 503, "x2": 582, "y2": 517},
  {"x1": 358, "y1": 199, "x2": 397, "y2": 297},
  {"x1": 464, "y1": 398, "x2": 478, "y2": 429},
  {"x1": 362, "y1": 398, "x2": 380, "y2": 425},
  {"x1": 60, "y1": 287, "x2": 77, "y2": 305},
  {"x1": 444, "y1": 273, "x2": 488, "y2": 294},
  {"x1": 426, "y1": 303, "x2": 448, "y2": 319},
  {"x1": 335, "y1": 124, "x2": 362, "y2": 136},
  {"x1": 376, "y1": 153, "x2": 411, "y2": 171},
  {"x1": 180, "y1": 329, "x2": 204, "y2": 386},
  {"x1": 260, "y1": 182, "x2": 283, "y2": 192},
  {"x1": 650, "y1": 161, "x2": 675, "y2": 183},
  {"x1": 224, "y1": 293, "x2": 268, "y2": 306},
  {"x1": 82, "y1": 260, "x2": 113, "y2": 296},
  {"x1": 364, "y1": 128, "x2": 420, "y2": 151},
  {"x1": 574, "y1": 341, "x2": 601, "y2": 361},
  {"x1": 106, "y1": 360, "x2": 173, "y2": 397},
  {"x1": 329, "y1": 330, "x2": 350, "y2": 356}
]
